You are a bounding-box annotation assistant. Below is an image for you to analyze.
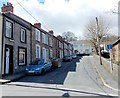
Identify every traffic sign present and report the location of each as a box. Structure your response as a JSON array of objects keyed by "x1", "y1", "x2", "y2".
[{"x1": 107, "y1": 44, "x2": 112, "y2": 50}]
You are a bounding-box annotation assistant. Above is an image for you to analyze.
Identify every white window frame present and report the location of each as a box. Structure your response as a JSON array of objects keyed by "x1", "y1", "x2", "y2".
[
  {"x1": 19, "y1": 48, "x2": 26, "y2": 65},
  {"x1": 35, "y1": 28, "x2": 40, "y2": 41},
  {"x1": 49, "y1": 37, "x2": 52, "y2": 47},
  {"x1": 6, "y1": 21, "x2": 12, "y2": 38},
  {"x1": 21, "y1": 28, "x2": 26, "y2": 42},
  {"x1": 46, "y1": 49, "x2": 49, "y2": 61},
  {"x1": 45, "y1": 34, "x2": 48, "y2": 45},
  {"x1": 50, "y1": 49, "x2": 53, "y2": 58},
  {"x1": 36, "y1": 44, "x2": 41, "y2": 59},
  {"x1": 42, "y1": 33, "x2": 46, "y2": 44}
]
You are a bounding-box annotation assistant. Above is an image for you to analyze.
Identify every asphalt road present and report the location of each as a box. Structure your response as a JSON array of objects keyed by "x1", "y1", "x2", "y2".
[
  {"x1": 16, "y1": 57, "x2": 80, "y2": 84},
  {"x1": 1, "y1": 56, "x2": 118, "y2": 97}
]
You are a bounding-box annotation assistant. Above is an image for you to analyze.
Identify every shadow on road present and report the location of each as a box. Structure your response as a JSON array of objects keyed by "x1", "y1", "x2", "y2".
[{"x1": 17, "y1": 56, "x2": 81, "y2": 85}]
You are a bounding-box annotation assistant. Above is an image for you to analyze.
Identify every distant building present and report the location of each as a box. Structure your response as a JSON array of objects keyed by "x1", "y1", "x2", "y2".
[{"x1": 70, "y1": 40, "x2": 93, "y2": 54}]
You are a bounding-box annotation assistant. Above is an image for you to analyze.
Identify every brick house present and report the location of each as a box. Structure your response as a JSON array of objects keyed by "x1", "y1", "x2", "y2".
[
  {"x1": 32, "y1": 23, "x2": 54, "y2": 63},
  {"x1": 41, "y1": 29, "x2": 53, "y2": 62},
  {"x1": 112, "y1": 39, "x2": 120, "y2": 63},
  {"x1": 53, "y1": 35, "x2": 58, "y2": 58},
  {"x1": 31, "y1": 23, "x2": 42, "y2": 62},
  {"x1": 63, "y1": 41, "x2": 69, "y2": 56},
  {"x1": 1, "y1": 3, "x2": 31, "y2": 75},
  {"x1": 57, "y1": 35, "x2": 64, "y2": 59},
  {"x1": 68, "y1": 43, "x2": 73, "y2": 55}
]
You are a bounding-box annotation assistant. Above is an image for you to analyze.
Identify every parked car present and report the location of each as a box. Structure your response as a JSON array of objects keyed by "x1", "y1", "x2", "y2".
[
  {"x1": 63, "y1": 55, "x2": 72, "y2": 62},
  {"x1": 101, "y1": 50, "x2": 110, "y2": 58},
  {"x1": 51, "y1": 58, "x2": 62, "y2": 67},
  {"x1": 26, "y1": 59, "x2": 52, "y2": 75},
  {"x1": 71, "y1": 54, "x2": 77, "y2": 59}
]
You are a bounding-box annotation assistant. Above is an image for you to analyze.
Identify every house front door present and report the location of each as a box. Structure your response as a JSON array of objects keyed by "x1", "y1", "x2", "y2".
[
  {"x1": 5, "y1": 48, "x2": 10, "y2": 74},
  {"x1": 5, "y1": 45, "x2": 13, "y2": 75}
]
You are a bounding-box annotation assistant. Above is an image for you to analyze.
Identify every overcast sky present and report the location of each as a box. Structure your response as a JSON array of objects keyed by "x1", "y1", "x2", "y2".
[{"x1": 0, "y1": 0, "x2": 119, "y2": 38}]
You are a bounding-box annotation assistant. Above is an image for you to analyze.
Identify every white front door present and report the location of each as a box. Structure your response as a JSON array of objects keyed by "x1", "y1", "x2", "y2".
[{"x1": 6, "y1": 48, "x2": 10, "y2": 74}]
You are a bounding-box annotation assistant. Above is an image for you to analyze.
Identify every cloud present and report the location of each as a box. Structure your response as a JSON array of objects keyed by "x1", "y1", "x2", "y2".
[{"x1": 8, "y1": 0, "x2": 119, "y2": 37}]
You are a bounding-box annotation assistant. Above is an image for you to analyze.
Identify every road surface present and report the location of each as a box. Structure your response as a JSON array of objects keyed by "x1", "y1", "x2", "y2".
[{"x1": 1, "y1": 56, "x2": 118, "y2": 97}]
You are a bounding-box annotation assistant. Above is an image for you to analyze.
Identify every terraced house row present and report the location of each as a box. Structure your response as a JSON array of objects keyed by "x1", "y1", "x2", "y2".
[{"x1": 0, "y1": 2, "x2": 73, "y2": 75}]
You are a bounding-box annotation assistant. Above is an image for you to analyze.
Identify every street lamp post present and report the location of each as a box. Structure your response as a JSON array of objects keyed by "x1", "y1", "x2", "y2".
[{"x1": 96, "y1": 17, "x2": 102, "y2": 65}]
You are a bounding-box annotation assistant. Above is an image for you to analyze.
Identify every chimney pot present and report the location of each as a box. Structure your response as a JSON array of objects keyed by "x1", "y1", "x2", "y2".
[
  {"x1": 34, "y1": 23, "x2": 41, "y2": 29},
  {"x1": 1, "y1": 2, "x2": 14, "y2": 13},
  {"x1": 49, "y1": 30, "x2": 54, "y2": 35}
]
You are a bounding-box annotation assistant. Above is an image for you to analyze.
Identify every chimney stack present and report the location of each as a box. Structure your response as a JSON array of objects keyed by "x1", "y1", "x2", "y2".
[
  {"x1": 1, "y1": 2, "x2": 14, "y2": 13},
  {"x1": 34, "y1": 23, "x2": 41, "y2": 29},
  {"x1": 49, "y1": 30, "x2": 54, "y2": 35}
]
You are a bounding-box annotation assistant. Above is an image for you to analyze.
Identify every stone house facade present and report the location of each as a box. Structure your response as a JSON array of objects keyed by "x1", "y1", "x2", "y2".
[{"x1": 1, "y1": 12, "x2": 31, "y2": 75}]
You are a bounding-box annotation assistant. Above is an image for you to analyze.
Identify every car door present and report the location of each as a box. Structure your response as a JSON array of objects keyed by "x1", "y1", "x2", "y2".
[{"x1": 44, "y1": 62, "x2": 51, "y2": 71}]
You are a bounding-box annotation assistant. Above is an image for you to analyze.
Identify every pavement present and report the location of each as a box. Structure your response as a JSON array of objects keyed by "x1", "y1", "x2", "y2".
[
  {"x1": 1, "y1": 56, "x2": 119, "y2": 96},
  {"x1": 0, "y1": 72, "x2": 26, "y2": 84},
  {"x1": 63, "y1": 56, "x2": 118, "y2": 96}
]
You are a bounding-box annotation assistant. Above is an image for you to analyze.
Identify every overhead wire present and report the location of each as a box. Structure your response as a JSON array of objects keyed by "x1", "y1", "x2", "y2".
[{"x1": 15, "y1": 0, "x2": 50, "y2": 31}]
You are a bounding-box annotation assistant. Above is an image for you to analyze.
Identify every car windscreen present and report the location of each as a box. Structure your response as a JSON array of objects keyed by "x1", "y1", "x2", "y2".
[{"x1": 29, "y1": 60, "x2": 43, "y2": 65}]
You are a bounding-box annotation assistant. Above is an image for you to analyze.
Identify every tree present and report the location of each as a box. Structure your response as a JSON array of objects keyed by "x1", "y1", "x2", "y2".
[
  {"x1": 84, "y1": 16, "x2": 110, "y2": 54},
  {"x1": 62, "y1": 31, "x2": 77, "y2": 42}
]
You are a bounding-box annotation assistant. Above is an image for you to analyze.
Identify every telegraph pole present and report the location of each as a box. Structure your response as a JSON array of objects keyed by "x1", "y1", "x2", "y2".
[{"x1": 96, "y1": 17, "x2": 102, "y2": 65}]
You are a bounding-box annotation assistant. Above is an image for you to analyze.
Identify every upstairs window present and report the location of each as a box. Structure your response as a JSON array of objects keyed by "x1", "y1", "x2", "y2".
[
  {"x1": 20, "y1": 28, "x2": 26, "y2": 43},
  {"x1": 36, "y1": 44, "x2": 41, "y2": 59},
  {"x1": 49, "y1": 37, "x2": 53, "y2": 47},
  {"x1": 45, "y1": 35, "x2": 48, "y2": 45},
  {"x1": 5, "y1": 21, "x2": 13, "y2": 38},
  {"x1": 35, "y1": 29, "x2": 40, "y2": 41},
  {"x1": 42, "y1": 33, "x2": 46, "y2": 44}
]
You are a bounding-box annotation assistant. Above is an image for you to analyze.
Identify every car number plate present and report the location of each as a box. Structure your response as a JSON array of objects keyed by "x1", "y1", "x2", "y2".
[{"x1": 28, "y1": 71, "x2": 34, "y2": 73}]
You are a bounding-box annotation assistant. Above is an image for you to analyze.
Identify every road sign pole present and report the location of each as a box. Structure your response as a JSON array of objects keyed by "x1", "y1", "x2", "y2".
[{"x1": 109, "y1": 49, "x2": 113, "y2": 73}]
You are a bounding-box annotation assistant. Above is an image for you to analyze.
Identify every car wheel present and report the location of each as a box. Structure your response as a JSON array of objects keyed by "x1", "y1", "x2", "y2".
[{"x1": 41, "y1": 69, "x2": 45, "y2": 75}]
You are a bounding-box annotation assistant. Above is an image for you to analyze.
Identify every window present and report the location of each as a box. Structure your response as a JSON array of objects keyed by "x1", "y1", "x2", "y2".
[
  {"x1": 50, "y1": 49, "x2": 53, "y2": 58},
  {"x1": 49, "y1": 37, "x2": 53, "y2": 47},
  {"x1": 35, "y1": 29, "x2": 40, "y2": 41},
  {"x1": 59, "y1": 42, "x2": 63, "y2": 48},
  {"x1": 45, "y1": 35, "x2": 48, "y2": 45},
  {"x1": 6, "y1": 21, "x2": 13, "y2": 38},
  {"x1": 20, "y1": 28, "x2": 26, "y2": 43},
  {"x1": 42, "y1": 33, "x2": 45, "y2": 43},
  {"x1": 46, "y1": 49, "x2": 49, "y2": 61},
  {"x1": 36, "y1": 44, "x2": 41, "y2": 58},
  {"x1": 19, "y1": 48, "x2": 26, "y2": 66}
]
